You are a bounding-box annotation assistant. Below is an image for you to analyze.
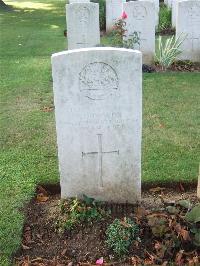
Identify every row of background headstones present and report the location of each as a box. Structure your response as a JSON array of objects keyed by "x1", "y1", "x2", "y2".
[
  {"x1": 67, "y1": 0, "x2": 156, "y2": 64},
  {"x1": 165, "y1": 0, "x2": 199, "y2": 29},
  {"x1": 166, "y1": 0, "x2": 200, "y2": 62},
  {"x1": 52, "y1": 0, "x2": 199, "y2": 203},
  {"x1": 67, "y1": 0, "x2": 200, "y2": 63},
  {"x1": 112, "y1": 0, "x2": 200, "y2": 62}
]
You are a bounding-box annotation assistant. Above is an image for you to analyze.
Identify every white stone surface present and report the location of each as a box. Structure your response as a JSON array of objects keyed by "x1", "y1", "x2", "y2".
[
  {"x1": 66, "y1": 3, "x2": 100, "y2": 50},
  {"x1": 176, "y1": 0, "x2": 200, "y2": 61},
  {"x1": 106, "y1": 0, "x2": 124, "y2": 32},
  {"x1": 69, "y1": 0, "x2": 90, "y2": 3},
  {"x1": 172, "y1": 0, "x2": 179, "y2": 28},
  {"x1": 123, "y1": 1, "x2": 155, "y2": 64},
  {"x1": 164, "y1": 0, "x2": 173, "y2": 8},
  {"x1": 51, "y1": 47, "x2": 142, "y2": 203},
  {"x1": 138, "y1": 0, "x2": 159, "y2": 27}
]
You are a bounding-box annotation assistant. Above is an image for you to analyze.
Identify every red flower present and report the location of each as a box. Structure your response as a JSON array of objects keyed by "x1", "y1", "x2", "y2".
[{"x1": 121, "y1": 11, "x2": 128, "y2": 19}]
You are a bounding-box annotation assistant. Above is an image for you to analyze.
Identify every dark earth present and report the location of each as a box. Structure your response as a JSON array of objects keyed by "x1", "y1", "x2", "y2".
[
  {"x1": 14, "y1": 184, "x2": 200, "y2": 266},
  {"x1": 142, "y1": 62, "x2": 200, "y2": 73}
]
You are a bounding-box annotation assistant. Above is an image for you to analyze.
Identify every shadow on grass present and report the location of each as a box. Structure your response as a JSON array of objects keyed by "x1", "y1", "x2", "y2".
[{"x1": 0, "y1": 0, "x2": 67, "y2": 58}]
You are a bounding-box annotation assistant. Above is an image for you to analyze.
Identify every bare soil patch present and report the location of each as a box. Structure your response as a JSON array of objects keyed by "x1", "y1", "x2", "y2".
[
  {"x1": 14, "y1": 187, "x2": 200, "y2": 266},
  {"x1": 155, "y1": 61, "x2": 200, "y2": 73}
]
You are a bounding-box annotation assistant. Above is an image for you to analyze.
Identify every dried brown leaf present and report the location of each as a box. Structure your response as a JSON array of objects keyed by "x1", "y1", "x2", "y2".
[
  {"x1": 149, "y1": 187, "x2": 166, "y2": 193},
  {"x1": 175, "y1": 250, "x2": 184, "y2": 266},
  {"x1": 180, "y1": 229, "x2": 191, "y2": 241},
  {"x1": 179, "y1": 182, "x2": 185, "y2": 192},
  {"x1": 120, "y1": 218, "x2": 133, "y2": 228},
  {"x1": 154, "y1": 241, "x2": 162, "y2": 250},
  {"x1": 174, "y1": 223, "x2": 182, "y2": 233},
  {"x1": 36, "y1": 193, "x2": 49, "y2": 203},
  {"x1": 24, "y1": 226, "x2": 32, "y2": 244},
  {"x1": 61, "y1": 248, "x2": 67, "y2": 256},
  {"x1": 21, "y1": 244, "x2": 31, "y2": 250},
  {"x1": 134, "y1": 207, "x2": 148, "y2": 219},
  {"x1": 41, "y1": 106, "x2": 54, "y2": 112},
  {"x1": 37, "y1": 185, "x2": 48, "y2": 196},
  {"x1": 131, "y1": 255, "x2": 142, "y2": 265}
]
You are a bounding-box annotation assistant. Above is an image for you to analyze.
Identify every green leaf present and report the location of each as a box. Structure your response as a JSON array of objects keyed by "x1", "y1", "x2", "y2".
[
  {"x1": 177, "y1": 199, "x2": 191, "y2": 209},
  {"x1": 185, "y1": 204, "x2": 200, "y2": 223},
  {"x1": 166, "y1": 206, "x2": 179, "y2": 214},
  {"x1": 83, "y1": 194, "x2": 95, "y2": 205}
]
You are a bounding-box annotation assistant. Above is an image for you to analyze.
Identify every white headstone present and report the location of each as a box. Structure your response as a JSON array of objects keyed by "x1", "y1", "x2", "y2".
[
  {"x1": 123, "y1": 1, "x2": 155, "y2": 64},
  {"x1": 66, "y1": 3, "x2": 100, "y2": 50},
  {"x1": 176, "y1": 0, "x2": 200, "y2": 62},
  {"x1": 106, "y1": 0, "x2": 124, "y2": 32},
  {"x1": 51, "y1": 47, "x2": 142, "y2": 203},
  {"x1": 69, "y1": 0, "x2": 90, "y2": 3},
  {"x1": 138, "y1": 0, "x2": 159, "y2": 27}
]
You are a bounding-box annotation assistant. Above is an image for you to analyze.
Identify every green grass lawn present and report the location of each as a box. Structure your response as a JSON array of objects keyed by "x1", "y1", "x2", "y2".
[{"x1": 0, "y1": 1, "x2": 199, "y2": 265}]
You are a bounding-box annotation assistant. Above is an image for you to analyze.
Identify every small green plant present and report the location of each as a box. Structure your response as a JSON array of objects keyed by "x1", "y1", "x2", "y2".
[
  {"x1": 123, "y1": 32, "x2": 140, "y2": 49},
  {"x1": 111, "y1": 15, "x2": 140, "y2": 49},
  {"x1": 106, "y1": 218, "x2": 139, "y2": 256},
  {"x1": 59, "y1": 195, "x2": 108, "y2": 230},
  {"x1": 111, "y1": 18, "x2": 127, "y2": 47},
  {"x1": 155, "y1": 34, "x2": 186, "y2": 70},
  {"x1": 158, "y1": 4, "x2": 172, "y2": 32}
]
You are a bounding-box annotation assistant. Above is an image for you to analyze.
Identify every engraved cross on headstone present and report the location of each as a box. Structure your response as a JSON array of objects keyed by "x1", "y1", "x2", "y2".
[
  {"x1": 82, "y1": 134, "x2": 119, "y2": 188},
  {"x1": 190, "y1": 33, "x2": 200, "y2": 51}
]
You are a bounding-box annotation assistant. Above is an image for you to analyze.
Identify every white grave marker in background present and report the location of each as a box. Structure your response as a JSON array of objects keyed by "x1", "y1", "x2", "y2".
[
  {"x1": 176, "y1": 0, "x2": 200, "y2": 61},
  {"x1": 138, "y1": 0, "x2": 159, "y2": 27},
  {"x1": 52, "y1": 47, "x2": 142, "y2": 203},
  {"x1": 123, "y1": 1, "x2": 155, "y2": 64},
  {"x1": 66, "y1": 2, "x2": 100, "y2": 49},
  {"x1": 106, "y1": 0, "x2": 124, "y2": 32}
]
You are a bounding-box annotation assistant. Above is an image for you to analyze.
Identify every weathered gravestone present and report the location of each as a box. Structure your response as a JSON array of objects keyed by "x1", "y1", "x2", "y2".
[
  {"x1": 66, "y1": 2, "x2": 100, "y2": 49},
  {"x1": 51, "y1": 47, "x2": 142, "y2": 203},
  {"x1": 123, "y1": 1, "x2": 155, "y2": 64},
  {"x1": 106, "y1": 0, "x2": 124, "y2": 32},
  {"x1": 176, "y1": 0, "x2": 200, "y2": 62},
  {"x1": 69, "y1": 0, "x2": 90, "y2": 3},
  {"x1": 138, "y1": 0, "x2": 159, "y2": 27}
]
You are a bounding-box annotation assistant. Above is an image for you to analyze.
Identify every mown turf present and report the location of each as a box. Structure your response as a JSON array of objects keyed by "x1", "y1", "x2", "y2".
[{"x1": 0, "y1": 1, "x2": 199, "y2": 265}]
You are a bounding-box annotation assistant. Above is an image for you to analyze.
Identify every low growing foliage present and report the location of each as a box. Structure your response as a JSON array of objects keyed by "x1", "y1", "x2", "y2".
[
  {"x1": 158, "y1": 4, "x2": 172, "y2": 32},
  {"x1": 111, "y1": 16, "x2": 140, "y2": 49},
  {"x1": 106, "y1": 218, "x2": 139, "y2": 256},
  {"x1": 155, "y1": 34, "x2": 186, "y2": 70},
  {"x1": 58, "y1": 195, "x2": 108, "y2": 230}
]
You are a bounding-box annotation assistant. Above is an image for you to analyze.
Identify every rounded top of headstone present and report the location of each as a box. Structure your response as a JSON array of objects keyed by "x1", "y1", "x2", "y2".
[{"x1": 51, "y1": 47, "x2": 142, "y2": 59}]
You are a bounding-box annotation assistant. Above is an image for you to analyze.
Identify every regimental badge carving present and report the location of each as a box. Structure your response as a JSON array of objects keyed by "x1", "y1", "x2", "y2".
[
  {"x1": 132, "y1": 5, "x2": 147, "y2": 19},
  {"x1": 76, "y1": 6, "x2": 90, "y2": 24},
  {"x1": 79, "y1": 62, "x2": 119, "y2": 100}
]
